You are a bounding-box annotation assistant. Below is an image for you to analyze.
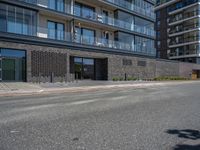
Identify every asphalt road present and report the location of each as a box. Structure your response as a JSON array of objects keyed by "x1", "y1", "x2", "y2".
[{"x1": 0, "y1": 82, "x2": 200, "y2": 150}]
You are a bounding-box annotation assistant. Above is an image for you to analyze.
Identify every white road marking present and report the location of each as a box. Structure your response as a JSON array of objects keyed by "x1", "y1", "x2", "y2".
[
  {"x1": 10, "y1": 130, "x2": 20, "y2": 133},
  {"x1": 70, "y1": 99, "x2": 99, "y2": 105}
]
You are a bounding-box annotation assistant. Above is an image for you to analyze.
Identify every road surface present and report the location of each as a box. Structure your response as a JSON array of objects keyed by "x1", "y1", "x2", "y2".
[{"x1": 0, "y1": 82, "x2": 200, "y2": 150}]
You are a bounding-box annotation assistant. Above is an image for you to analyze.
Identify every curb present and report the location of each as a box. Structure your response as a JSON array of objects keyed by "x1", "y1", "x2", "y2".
[{"x1": 0, "y1": 81, "x2": 198, "y2": 97}]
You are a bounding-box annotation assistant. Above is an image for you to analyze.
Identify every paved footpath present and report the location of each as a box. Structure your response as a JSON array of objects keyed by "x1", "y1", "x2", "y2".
[{"x1": 0, "y1": 80, "x2": 199, "y2": 97}]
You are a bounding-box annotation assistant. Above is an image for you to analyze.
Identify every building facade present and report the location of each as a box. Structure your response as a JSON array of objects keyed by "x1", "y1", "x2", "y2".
[
  {"x1": 155, "y1": 0, "x2": 200, "y2": 63},
  {"x1": 0, "y1": 0, "x2": 158, "y2": 82}
]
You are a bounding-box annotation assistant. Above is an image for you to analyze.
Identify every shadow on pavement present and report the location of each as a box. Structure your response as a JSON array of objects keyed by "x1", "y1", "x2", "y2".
[
  {"x1": 166, "y1": 129, "x2": 200, "y2": 150},
  {"x1": 173, "y1": 144, "x2": 200, "y2": 150}
]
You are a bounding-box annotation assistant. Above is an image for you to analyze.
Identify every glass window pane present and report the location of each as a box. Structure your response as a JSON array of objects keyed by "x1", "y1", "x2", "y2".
[
  {"x1": 74, "y1": 57, "x2": 82, "y2": 64},
  {"x1": 1, "y1": 3, "x2": 37, "y2": 35},
  {"x1": 31, "y1": 10, "x2": 37, "y2": 36},
  {"x1": 82, "y1": 5, "x2": 94, "y2": 19},
  {"x1": 23, "y1": 9, "x2": 31, "y2": 35},
  {"x1": 57, "y1": 23, "x2": 64, "y2": 40},
  {"x1": 74, "y1": 3, "x2": 81, "y2": 16},
  {"x1": 1, "y1": 49, "x2": 25, "y2": 58},
  {"x1": 48, "y1": 0, "x2": 56, "y2": 10},
  {"x1": 57, "y1": 0, "x2": 64, "y2": 12},
  {"x1": 0, "y1": 3, "x2": 7, "y2": 32},
  {"x1": 83, "y1": 58, "x2": 94, "y2": 65},
  {"x1": 48, "y1": 21, "x2": 56, "y2": 39},
  {"x1": 7, "y1": 5, "x2": 16, "y2": 33},
  {"x1": 82, "y1": 29, "x2": 94, "y2": 45},
  {"x1": 16, "y1": 7, "x2": 23, "y2": 34}
]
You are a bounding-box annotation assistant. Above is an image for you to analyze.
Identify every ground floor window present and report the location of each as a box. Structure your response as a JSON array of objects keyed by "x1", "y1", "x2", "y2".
[
  {"x1": 0, "y1": 48, "x2": 26, "y2": 82},
  {"x1": 70, "y1": 56, "x2": 108, "y2": 80},
  {"x1": 74, "y1": 57, "x2": 95, "y2": 80}
]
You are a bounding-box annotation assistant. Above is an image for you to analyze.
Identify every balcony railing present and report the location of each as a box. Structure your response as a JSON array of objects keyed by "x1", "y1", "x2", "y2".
[
  {"x1": 104, "y1": 0, "x2": 155, "y2": 20},
  {"x1": 169, "y1": 23, "x2": 200, "y2": 35},
  {"x1": 169, "y1": 49, "x2": 199, "y2": 57},
  {"x1": 73, "y1": 6, "x2": 155, "y2": 37},
  {"x1": 169, "y1": 35, "x2": 200, "y2": 46},
  {"x1": 0, "y1": 25, "x2": 156, "y2": 56},
  {"x1": 169, "y1": 10, "x2": 200, "y2": 24},
  {"x1": 156, "y1": 0, "x2": 174, "y2": 6},
  {"x1": 168, "y1": 0, "x2": 200, "y2": 13},
  {"x1": 17, "y1": 0, "x2": 155, "y2": 37}
]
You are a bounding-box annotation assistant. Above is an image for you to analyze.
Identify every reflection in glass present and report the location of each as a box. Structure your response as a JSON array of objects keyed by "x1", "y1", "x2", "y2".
[
  {"x1": 0, "y1": 3, "x2": 37, "y2": 35},
  {"x1": 74, "y1": 57, "x2": 95, "y2": 80}
]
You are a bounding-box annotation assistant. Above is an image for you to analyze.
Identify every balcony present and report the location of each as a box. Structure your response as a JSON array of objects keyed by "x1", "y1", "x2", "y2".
[
  {"x1": 156, "y1": 0, "x2": 173, "y2": 6},
  {"x1": 169, "y1": 36, "x2": 200, "y2": 47},
  {"x1": 169, "y1": 10, "x2": 200, "y2": 25},
  {"x1": 103, "y1": 0, "x2": 155, "y2": 20},
  {"x1": 168, "y1": 0, "x2": 200, "y2": 14},
  {"x1": 169, "y1": 49, "x2": 199, "y2": 58},
  {"x1": 168, "y1": 23, "x2": 200, "y2": 36},
  {"x1": 0, "y1": 25, "x2": 156, "y2": 56},
  {"x1": 73, "y1": 6, "x2": 155, "y2": 37},
  {"x1": 16, "y1": 0, "x2": 155, "y2": 37}
]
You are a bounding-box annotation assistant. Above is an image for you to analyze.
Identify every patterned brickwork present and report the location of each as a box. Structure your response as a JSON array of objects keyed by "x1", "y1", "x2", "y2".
[{"x1": 31, "y1": 51, "x2": 67, "y2": 77}]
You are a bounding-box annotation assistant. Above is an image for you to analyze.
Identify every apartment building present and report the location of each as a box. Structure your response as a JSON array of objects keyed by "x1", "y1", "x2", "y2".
[
  {"x1": 155, "y1": 0, "x2": 200, "y2": 64},
  {"x1": 0, "y1": 0, "x2": 156, "y2": 82}
]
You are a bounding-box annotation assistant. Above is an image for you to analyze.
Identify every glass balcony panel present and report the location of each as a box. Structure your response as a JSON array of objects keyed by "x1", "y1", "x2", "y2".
[{"x1": 15, "y1": 0, "x2": 155, "y2": 37}]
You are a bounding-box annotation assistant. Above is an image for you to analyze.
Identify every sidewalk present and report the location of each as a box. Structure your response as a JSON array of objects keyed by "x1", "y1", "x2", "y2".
[{"x1": 0, "y1": 80, "x2": 198, "y2": 97}]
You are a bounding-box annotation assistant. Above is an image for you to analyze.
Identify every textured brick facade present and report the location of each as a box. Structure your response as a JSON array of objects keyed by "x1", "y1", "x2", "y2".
[{"x1": 1, "y1": 41, "x2": 200, "y2": 82}]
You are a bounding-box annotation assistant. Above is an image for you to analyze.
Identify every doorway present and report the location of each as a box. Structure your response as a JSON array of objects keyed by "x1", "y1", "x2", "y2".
[
  {"x1": 74, "y1": 57, "x2": 95, "y2": 80},
  {"x1": 0, "y1": 49, "x2": 26, "y2": 82},
  {"x1": 70, "y1": 56, "x2": 108, "y2": 80}
]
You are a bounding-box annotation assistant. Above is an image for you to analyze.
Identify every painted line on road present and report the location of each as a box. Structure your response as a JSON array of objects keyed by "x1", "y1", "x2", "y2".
[{"x1": 69, "y1": 99, "x2": 99, "y2": 105}]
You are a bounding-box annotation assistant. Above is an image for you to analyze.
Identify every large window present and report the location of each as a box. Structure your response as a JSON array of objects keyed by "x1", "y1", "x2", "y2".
[
  {"x1": 74, "y1": 57, "x2": 95, "y2": 80},
  {"x1": 74, "y1": 27, "x2": 95, "y2": 45},
  {"x1": 0, "y1": 3, "x2": 37, "y2": 35},
  {"x1": 48, "y1": 21, "x2": 64, "y2": 40},
  {"x1": 74, "y1": 2, "x2": 95, "y2": 20},
  {"x1": 48, "y1": 0, "x2": 64, "y2": 12}
]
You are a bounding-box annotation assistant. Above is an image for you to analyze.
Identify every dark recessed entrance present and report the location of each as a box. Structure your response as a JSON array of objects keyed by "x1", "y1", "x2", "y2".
[{"x1": 70, "y1": 56, "x2": 108, "y2": 80}]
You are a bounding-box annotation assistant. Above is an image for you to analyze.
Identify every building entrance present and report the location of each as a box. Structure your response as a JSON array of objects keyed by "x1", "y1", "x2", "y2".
[
  {"x1": 70, "y1": 56, "x2": 108, "y2": 80},
  {"x1": 74, "y1": 57, "x2": 95, "y2": 80},
  {"x1": 0, "y1": 49, "x2": 26, "y2": 82}
]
